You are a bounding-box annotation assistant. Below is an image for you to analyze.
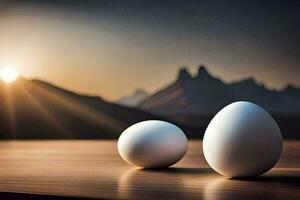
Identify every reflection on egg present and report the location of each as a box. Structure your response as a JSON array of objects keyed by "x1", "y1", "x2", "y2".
[
  {"x1": 118, "y1": 120, "x2": 188, "y2": 168},
  {"x1": 203, "y1": 101, "x2": 282, "y2": 178}
]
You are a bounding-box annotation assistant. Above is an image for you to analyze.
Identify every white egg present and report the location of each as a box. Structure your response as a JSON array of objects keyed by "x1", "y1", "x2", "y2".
[
  {"x1": 118, "y1": 120, "x2": 188, "y2": 168},
  {"x1": 203, "y1": 101, "x2": 282, "y2": 178}
]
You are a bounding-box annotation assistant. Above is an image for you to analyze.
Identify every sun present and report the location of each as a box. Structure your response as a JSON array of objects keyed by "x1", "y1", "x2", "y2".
[{"x1": 0, "y1": 67, "x2": 19, "y2": 83}]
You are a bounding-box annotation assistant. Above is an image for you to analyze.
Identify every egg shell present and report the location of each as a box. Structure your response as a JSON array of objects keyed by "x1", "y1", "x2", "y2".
[
  {"x1": 118, "y1": 120, "x2": 188, "y2": 168},
  {"x1": 203, "y1": 101, "x2": 282, "y2": 178}
]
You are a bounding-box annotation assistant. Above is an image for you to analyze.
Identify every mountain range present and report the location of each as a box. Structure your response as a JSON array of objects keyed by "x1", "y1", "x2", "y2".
[
  {"x1": 136, "y1": 66, "x2": 300, "y2": 138},
  {"x1": 0, "y1": 78, "x2": 201, "y2": 139},
  {"x1": 0, "y1": 78, "x2": 159, "y2": 139},
  {"x1": 139, "y1": 66, "x2": 300, "y2": 115},
  {"x1": 117, "y1": 89, "x2": 149, "y2": 107},
  {"x1": 0, "y1": 70, "x2": 299, "y2": 139}
]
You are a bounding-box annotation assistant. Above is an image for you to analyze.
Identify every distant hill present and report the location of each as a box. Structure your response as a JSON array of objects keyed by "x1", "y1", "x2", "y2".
[
  {"x1": 116, "y1": 89, "x2": 149, "y2": 107},
  {"x1": 0, "y1": 78, "x2": 202, "y2": 139},
  {"x1": 139, "y1": 66, "x2": 300, "y2": 115},
  {"x1": 138, "y1": 66, "x2": 300, "y2": 139},
  {"x1": 0, "y1": 78, "x2": 161, "y2": 139},
  {"x1": 0, "y1": 76, "x2": 298, "y2": 139}
]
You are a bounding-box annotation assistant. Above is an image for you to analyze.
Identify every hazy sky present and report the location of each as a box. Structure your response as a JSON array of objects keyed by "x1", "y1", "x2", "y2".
[{"x1": 0, "y1": 0, "x2": 299, "y2": 100}]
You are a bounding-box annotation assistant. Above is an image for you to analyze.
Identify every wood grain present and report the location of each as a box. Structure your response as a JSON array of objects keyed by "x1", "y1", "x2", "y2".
[{"x1": 0, "y1": 141, "x2": 298, "y2": 199}]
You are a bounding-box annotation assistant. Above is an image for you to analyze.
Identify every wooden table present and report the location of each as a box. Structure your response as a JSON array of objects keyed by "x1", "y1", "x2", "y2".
[{"x1": 0, "y1": 141, "x2": 299, "y2": 199}]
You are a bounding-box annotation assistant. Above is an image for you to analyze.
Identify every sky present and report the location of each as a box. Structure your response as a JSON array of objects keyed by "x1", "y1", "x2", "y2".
[{"x1": 0, "y1": 0, "x2": 299, "y2": 100}]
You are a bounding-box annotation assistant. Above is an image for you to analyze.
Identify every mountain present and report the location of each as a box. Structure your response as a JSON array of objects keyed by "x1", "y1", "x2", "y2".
[
  {"x1": 0, "y1": 78, "x2": 202, "y2": 139},
  {"x1": 116, "y1": 89, "x2": 149, "y2": 107},
  {"x1": 139, "y1": 66, "x2": 300, "y2": 138},
  {"x1": 0, "y1": 75, "x2": 298, "y2": 139},
  {"x1": 139, "y1": 66, "x2": 300, "y2": 115},
  {"x1": 0, "y1": 78, "x2": 161, "y2": 139}
]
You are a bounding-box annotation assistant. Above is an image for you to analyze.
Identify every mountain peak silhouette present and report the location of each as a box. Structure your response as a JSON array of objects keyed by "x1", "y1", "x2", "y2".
[
  {"x1": 134, "y1": 89, "x2": 148, "y2": 96},
  {"x1": 140, "y1": 65, "x2": 300, "y2": 115},
  {"x1": 281, "y1": 84, "x2": 300, "y2": 98},
  {"x1": 283, "y1": 84, "x2": 298, "y2": 91},
  {"x1": 177, "y1": 67, "x2": 192, "y2": 82},
  {"x1": 195, "y1": 66, "x2": 218, "y2": 83},
  {"x1": 197, "y1": 65, "x2": 210, "y2": 76},
  {"x1": 117, "y1": 88, "x2": 149, "y2": 107}
]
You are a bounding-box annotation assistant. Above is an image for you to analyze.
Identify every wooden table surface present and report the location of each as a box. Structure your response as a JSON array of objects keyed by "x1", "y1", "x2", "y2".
[{"x1": 0, "y1": 140, "x2": 299, "y2": 199}]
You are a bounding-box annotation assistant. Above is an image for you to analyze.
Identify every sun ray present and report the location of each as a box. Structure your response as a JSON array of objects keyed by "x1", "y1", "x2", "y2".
[
  {"x1": 28, "y1": 81, "x2": 127, "y2": 135},
  {"x1": 2, "y1": 84, "x2": 17, "y2": 138},
  {"x1": 16, "y1": 82, "x2": 73, "y2": 138}
]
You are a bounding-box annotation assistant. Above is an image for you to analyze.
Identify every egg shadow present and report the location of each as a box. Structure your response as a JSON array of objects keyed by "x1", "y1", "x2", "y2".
[
  {"x1": 228, "y1": 169, "x2": 300, "y2": 181},
  {"x1": 204, "y1": 171, "x2": 300, "y2": 200},
  {"x1": 140, "y1": 167, "x2": 214, "y2": 175},
  {"x1": 232, "y1": 174, "x2": 300, "y2": 185},
  {"x1": 117, "y1": 167, "x2": 214, "y2": 199}
]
